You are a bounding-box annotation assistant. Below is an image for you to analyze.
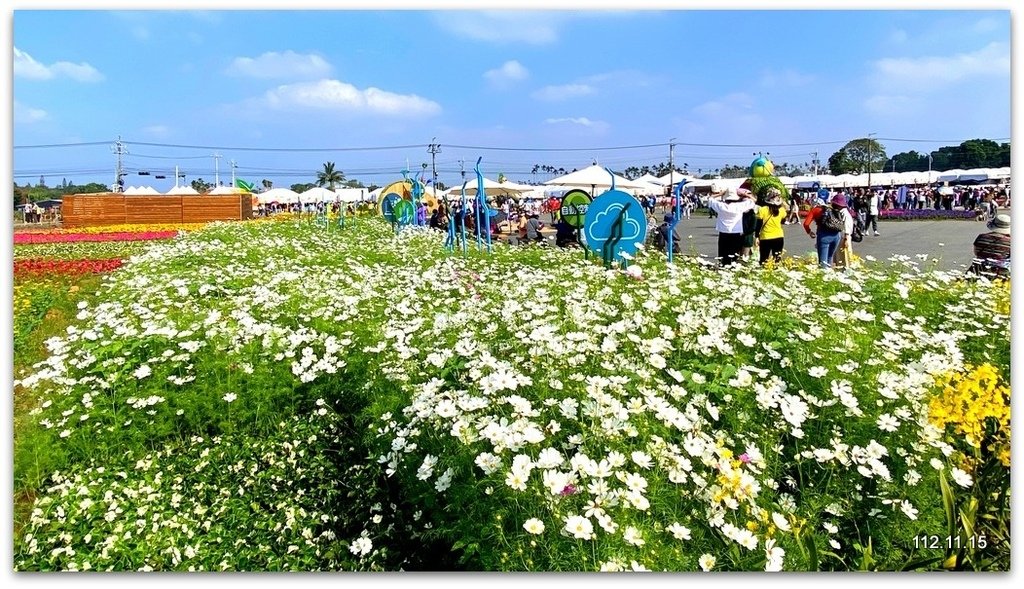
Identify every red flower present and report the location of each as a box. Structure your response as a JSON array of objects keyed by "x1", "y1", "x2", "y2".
[
  {"x1": 13, "y1": 231, "x2": 178, "y2": 245},
  {"x1": 14, "y1": 258, "x2": 124, "y2": 278}
]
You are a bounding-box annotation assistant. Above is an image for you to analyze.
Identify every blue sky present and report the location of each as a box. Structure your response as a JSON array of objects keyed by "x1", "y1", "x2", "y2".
[{"x1": 10, "y1": 6, "x2": 1013, "y2": 191}]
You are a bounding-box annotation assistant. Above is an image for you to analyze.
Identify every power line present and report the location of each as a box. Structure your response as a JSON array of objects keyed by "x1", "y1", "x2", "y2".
[
  {"x1": 13, "y1": 141, "x2": 112, "y2": 149},
  {"x1": 121, "y1": 140, "x2": 429, "y2": 152}
]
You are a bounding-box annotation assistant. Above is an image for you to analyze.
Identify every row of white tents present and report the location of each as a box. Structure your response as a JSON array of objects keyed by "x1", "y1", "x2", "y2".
[{"x1": 123, "y1": 165, "x2": 1010, "y2": 203}]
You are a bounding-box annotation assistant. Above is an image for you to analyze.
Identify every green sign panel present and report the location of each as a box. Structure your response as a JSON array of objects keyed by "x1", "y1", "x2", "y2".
[{"x1": 560, "y1": 189, "x2": 592, "y2": 228}]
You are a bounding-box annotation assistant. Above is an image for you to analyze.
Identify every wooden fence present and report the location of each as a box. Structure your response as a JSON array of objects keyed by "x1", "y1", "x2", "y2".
[{"x1": 60, "y1": 193, "x2": 253, "y2": 228}]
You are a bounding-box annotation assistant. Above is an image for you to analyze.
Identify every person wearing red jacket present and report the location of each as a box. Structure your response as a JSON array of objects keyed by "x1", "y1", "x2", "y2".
[{"x1": 803, "y1": 194, "x2": 853, "y2": 269}]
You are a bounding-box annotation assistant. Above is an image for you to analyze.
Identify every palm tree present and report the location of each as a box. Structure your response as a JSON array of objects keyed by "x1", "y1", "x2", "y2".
[{"x1": 316, "y1": 162, "x2": 344, "y2": 190}]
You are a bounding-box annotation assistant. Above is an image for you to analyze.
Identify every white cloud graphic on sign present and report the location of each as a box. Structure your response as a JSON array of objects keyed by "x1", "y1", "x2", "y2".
[{"x1": 591, "y1": 203, "x2": 641, "y2": 241}]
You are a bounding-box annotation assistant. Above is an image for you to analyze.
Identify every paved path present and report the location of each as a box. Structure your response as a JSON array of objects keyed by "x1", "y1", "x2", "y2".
[{"x1": 518, "y1": 212, "x2": 994, "y2": 272}]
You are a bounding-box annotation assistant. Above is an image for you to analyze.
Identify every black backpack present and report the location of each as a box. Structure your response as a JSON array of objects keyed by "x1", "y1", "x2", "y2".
[{"x1": 818, "y1": 207, "x2": 845, "y2": 232}]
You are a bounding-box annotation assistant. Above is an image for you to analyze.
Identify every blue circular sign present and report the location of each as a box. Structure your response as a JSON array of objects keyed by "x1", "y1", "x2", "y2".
[
  {"x1": 582, "y1": 189, "x2": 648, "y2": 262},
  {"x1": 381, "y1": 193, "x2": 401, "y2": 223}
]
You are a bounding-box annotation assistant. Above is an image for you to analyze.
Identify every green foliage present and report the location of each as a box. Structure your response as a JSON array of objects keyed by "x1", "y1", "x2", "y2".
[
  {"x1": 12, "y1": 219, "x2": 1010, "y2": 571},
  {"x1": 828, "y1": 139, "x2": 888, "y2": 175}
]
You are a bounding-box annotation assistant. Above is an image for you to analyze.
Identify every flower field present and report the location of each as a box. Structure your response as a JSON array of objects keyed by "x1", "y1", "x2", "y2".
[{"x1": 12, "y1": 218, "x2": 1011, "y2": 572}]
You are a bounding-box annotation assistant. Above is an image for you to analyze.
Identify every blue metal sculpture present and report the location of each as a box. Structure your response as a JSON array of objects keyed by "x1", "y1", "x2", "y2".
[
  {"x1": 668, "y1": 179, "x2": 689, "y2": 264},
  {"x1": 582, "y1": 168, "x2": 648, "y2": 268},
  {"x1": 475, "y1": 157, "x2": 493, "y2": 254},
  {"x1": 460, "y1": 182, "x2": 468, "y2": 257}
]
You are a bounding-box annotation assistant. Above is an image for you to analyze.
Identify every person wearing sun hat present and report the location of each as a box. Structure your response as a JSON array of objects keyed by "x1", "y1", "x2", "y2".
[
  {"x1": 755, "y1": 188, "x2": 788, "y2": 265},
  {"x1": 708, "y1": 185, "x2": 756, "y2": 266},
  {"x1": 969, "y1": 213, "x2": 1011, "y2": 279},
  {"x1": 803, "y1": 193, "x2": 855, "y2": 269}
]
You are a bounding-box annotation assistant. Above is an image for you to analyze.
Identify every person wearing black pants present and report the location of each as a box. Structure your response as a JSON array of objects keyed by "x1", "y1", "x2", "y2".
[{"x1": 707, "y1": 185, "x2": 756, "y2": 267}]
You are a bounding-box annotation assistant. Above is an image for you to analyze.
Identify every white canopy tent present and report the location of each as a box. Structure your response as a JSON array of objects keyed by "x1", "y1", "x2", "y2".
[
  {"x1": 166, "y1": 185, "x2": 200, "y2": 195},
  {"x1": 544, "y1": 164, "x2": 645, "y2": 194},
  {"x1": 334, "y1": 188, "x2": 369, "y2": 203},
  {"x1": 208, "y1": 185, "x2": 248, "y2": 195},
  {"x1": 299, "y1": 186, "x2": 338, "y2": 203},
  {"x1": 123, "y1": 186, "x2": 161, "y2": 195},
  {"x1": 449, "y1": 176, "x2": 533, "y2": 197},
  {"x1": 257, "y1": 188, "x2": 300, "y2": 204}
]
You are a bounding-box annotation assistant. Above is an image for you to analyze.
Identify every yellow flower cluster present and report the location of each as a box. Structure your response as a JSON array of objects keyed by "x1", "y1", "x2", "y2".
[
  {"x1": 19, "y1": 223, "x2": 210, "y2": 235},
  {"x1": 991, "y1": 280, "x2": 1010, "y2": 316},
  {"x1": 929, "y1": 363, "x2": 1010, "y2": 466}
]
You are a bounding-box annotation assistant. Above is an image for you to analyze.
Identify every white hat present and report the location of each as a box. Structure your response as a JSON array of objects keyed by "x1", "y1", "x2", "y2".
[{"x1": 988, "y1": 213, "x2": 1010, "y2": 235}]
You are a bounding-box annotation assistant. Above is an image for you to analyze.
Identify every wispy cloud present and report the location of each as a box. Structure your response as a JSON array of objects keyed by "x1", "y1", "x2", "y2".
[
  {"x1": 436, "y1": 11, "x2": 569, "y2": 45},
  {"x1": 863, "y1": 94, "x2": 917, "y2": 116},
  {"x1": 14, "y1": 100, "x2": 48, "y2": 124},
  {"x1": 227, "y1": 51, "x2": 332, "y2": 80},
  {"x1": 871, "y1": 41, "x2": 1009, "y2": 87},
  {"x1": 257, "y1": 79, "x2": 441, "y2": 117},
  {"x1": 484, "y1": 60, "x2": 529, "y2": 87},
  {"x1": 14, "y1": 47, "x2": 104, "y2": 82},
  {"x1": 543, "y1": 116, "x2": 609, "y2": 133},
  {"x1": 759, "y1": 69, "x2": 814, "y2": 88},
  {"x1": 142, "y1": 124, "x2": 171, "y2": 138},
  {"x1": 532, "y1": 84, "x2": 595, "y2": 102}
]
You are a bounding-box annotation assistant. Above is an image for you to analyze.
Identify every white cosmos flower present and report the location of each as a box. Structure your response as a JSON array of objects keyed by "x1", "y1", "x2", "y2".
[
  {"x1": 222, "y1": 393, "x2": 237, "y2": 403},
  {"x1": 666, "y1": 522, "x2": 691, "y2": 540},
  {"x1": 951, "y1": 468, "x2": 973, "y2": 488},
  {"x1": 623, "y1": 526, "x2": 645, "y2": 546},
  {"x1": 133, "y1": 364, "x2": 152, "y2": 379},
  {"x1": 523, "y1": 518, "x2": 545, "y2": 535},
  {"x1": 876, "y1": 414, "x2": 899, "y2": 432},
  {"x1": 808, "y1": 366, "x2": 827, "y2": 378},
  {"x1": 631, "y1": 451, "x2": 653, "y2": 469},
  {"x1": 771, "y1": 512, "x2": 791, "y2": 532},
  {"x1": 564, "y1": 515, "x2": 595, "y2": 540},
  {"x1": 699, "y1": 554, "x2": 716, "y2": 571},
  {"x1": 764, "y1": 538, "x2": 785, "y2": 572}
]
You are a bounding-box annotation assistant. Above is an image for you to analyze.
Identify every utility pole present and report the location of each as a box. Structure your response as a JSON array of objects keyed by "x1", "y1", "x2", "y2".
[
  {"x1": 668, "y1": 138, "x2": 676, "y2": 195},
  {"x1": 111, "y1": 135, "x2": 128, "y2": 193},
  {"x1": 428, "y1": 138, "x2": 441, "y2": 194},
  {"x1": 213, "y1": 152, "x2": 222, "y2": 186},
  {"x1": 866, "y1": 133, "x2": 876, "y2": 192},
  {"x1": 811, "y1": 151, "x2": 819, "y2": 177},
  {"x1": 230, "y1": 159, "x2": 237, "y2": 188}
]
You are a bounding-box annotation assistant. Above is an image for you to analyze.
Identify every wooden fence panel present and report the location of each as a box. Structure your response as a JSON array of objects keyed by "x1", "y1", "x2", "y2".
[
  {"x1": 125, "y1": 196, "x2": 183, "y2": 225},
  {"x1": 181, "y1": 195, "x2": 243, "y2": 223},
  {"x1": 61, "y1": 194, "x2": 127, "y2": 228}
]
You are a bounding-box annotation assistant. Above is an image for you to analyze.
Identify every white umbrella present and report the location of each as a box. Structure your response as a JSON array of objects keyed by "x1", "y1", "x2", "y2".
[
  {"x1": 544, "y1": 164, "x2": 644, "y2": 194},
  {"x1": 166, "y1": 185, "x2": 200, "y2": 195},
  {"x1": 635, "y1": 173, "x2": 665, "y2": 186}
]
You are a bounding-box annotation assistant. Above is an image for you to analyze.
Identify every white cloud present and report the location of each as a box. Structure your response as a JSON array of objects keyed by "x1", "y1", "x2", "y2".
[
  {"x1": 759, "y1": 69, "x2": 815, "y2": 88},
  {"x1": 228, "y1": 51, "x2": 332, "y2": 80},
  {"x1": 863, "y1": 94, "x2": 917, "y2": 116},
  {"x1": 545, "y1": 117, "x2": 596, "y2": 127},
  {"x1": 532, "y1": 84, "x2": 595, "y2": 101},
  {"x1": 259, "y1": 79, "x2": 441, "y2": 117},
  {"x1": 436, "y1": 11, "x2": 566, "y2": 45},
  {"x1": 872, "y1": 42, "x2": 1009, "y2": 87},
  {"x1": 484, "y1": 60, "x2": 529, "y2": 86},
  {"x1": 543, "y1": 117, "x2": 609, "y2": 133},
  {"x1": 972, "y1": 17, "x2": 1002, "y2": 33},
  {"x1": 14, "y1": 47, "x2": 103, "y2": 82},
  {"x1": 142, "y1": 124, "x2": 171, "y2": 137},
  {"x1": 693, "y1": 92, "x2": 755, "y2": 117},
  {"x1": 14, "y1": 101, "x2": 47, "y2": 124}
]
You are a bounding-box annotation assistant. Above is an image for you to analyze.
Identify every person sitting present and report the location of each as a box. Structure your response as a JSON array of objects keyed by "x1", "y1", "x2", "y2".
[
  {"x1": 555, "y1": 219, "x2": 578, "y2": 248},
  {"x1": 524, "y1": 213, "x2": 545, "y2": 244},
  {"x1": 652, "y1": 213, "x2": 682, "y2": 254},
  {"x1": 969, "y1": 213, "x2": 1011, "y2": 279}
]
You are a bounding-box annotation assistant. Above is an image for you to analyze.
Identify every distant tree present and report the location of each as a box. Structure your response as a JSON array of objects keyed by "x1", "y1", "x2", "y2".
[
  {"x1": 316, "y1": 161, "x2": 344, "y2": 190},
  {"x1": 261, "y1": 179, "x2": 273, "y2": 191},
  {"x1": 827, "y1": 138, "x2": 887, "y2": 175},
  {"x1": 291, "y1": 182, "x2": 316, "y2": 193},
  {"x1": 191, "y1": 178, "x2": 213, "y2": 194}
]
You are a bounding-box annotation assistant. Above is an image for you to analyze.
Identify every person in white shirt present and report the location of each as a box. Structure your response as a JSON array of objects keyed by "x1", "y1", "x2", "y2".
[
  {"x1": 864, "y1": 190, "x2": 881, "y2": 236},
  {"x1": 707, "y1": 184, "x2": 756, "y2": 266}
]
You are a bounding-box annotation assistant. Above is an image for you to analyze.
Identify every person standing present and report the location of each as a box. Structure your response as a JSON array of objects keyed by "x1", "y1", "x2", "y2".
[
  {"x1": 756, "y1": 188, "x2": 787, "y2": 265},
  {"x1": 707, "y1": 185, "x2": 756, "y2": 267},
  {"x1": 864, "y1": 188, "x2": 881, "y2": 236},
  {"x1": 803, "y1": 194, "x2": 852, "y2": 269}
]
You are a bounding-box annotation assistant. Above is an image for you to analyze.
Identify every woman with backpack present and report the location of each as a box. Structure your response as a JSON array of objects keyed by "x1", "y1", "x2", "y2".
[{"x1": 803, "y1": 194, "x2": 853, "y2": 269}]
